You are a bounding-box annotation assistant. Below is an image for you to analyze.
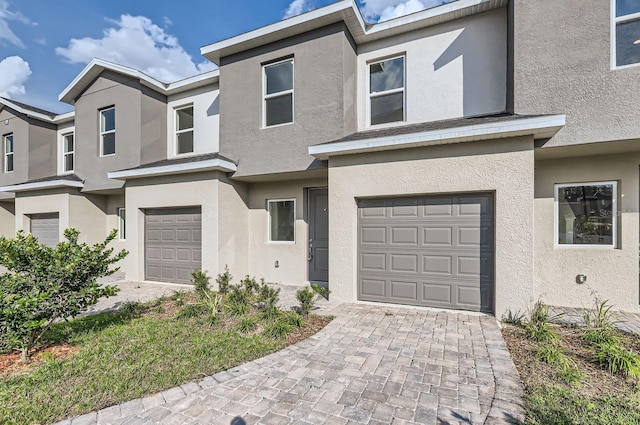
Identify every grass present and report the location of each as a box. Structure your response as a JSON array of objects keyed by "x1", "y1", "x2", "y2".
[
  {"x1": 502, "y1": 322, "x2": 640, "y2": 424},
  {"x1": 0, "y1": 291, "x2": 331, "y2": 425}
]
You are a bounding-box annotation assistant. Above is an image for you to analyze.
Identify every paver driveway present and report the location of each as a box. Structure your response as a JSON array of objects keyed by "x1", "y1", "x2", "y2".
[{"x1": 56, "y1": 304, "x2": 524, "y2": 425}]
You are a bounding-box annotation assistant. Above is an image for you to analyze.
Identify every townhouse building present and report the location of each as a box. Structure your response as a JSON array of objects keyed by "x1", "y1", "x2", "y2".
[{"x1": 1, "y1": 0, "x2": 638, "y2": 316}]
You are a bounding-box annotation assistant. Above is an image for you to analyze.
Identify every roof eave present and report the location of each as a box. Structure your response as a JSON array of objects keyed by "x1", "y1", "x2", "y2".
[
  {"x1": 308, "y1": 115, "x2": 567, "y2": 160},
  {"x1": 107, "y1": 158, "x2": 238, "y2": 180},
  {"x1": 0, "y1": 180, "x2": 84, "y2": 193}
]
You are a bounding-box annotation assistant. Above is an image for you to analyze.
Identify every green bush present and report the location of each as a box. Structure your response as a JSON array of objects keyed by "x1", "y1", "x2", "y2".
[
  {"x1": 525, "y1": 301, "x2": 559, "y2": 343},
  {"x1": 0, "y1": 229, "x2": 127, "y2": 361},
  {"x1": 582, "y1": 299, "x2": 619, "y2": 346},
  {"x1": 191, "y1": 270, "x2": 211, "y2": 295},
  {"x1": 536, "y1": 344, "x2": 580, "y2": 384},
  {"x1": 262, "y1": 319, "x2": 292, "y2": 339},
  {"x1": 215, "y1": 265, "x2": 232, "y2": 294},
  {"x1": 225, "y1": 300, "x2": 248, "y2": 317},
  {"x1": 595, "y1": 342, "x2": 640, "y2": 378},
  {"x1": 257, "y1": 281, "x2": 281, "y2": 322},
  {"x1": 295, "y1": 284, "x2": 330, "y2": 316},
  {"x1": 237, "y1": 316, "x2": 258, "y2": 333},
  {"x1": 241, "y1": 275, "x2": 259, "y2": 296},
  {"x1": 281, "y1": 311, "x2": 305, "y2": 327}
]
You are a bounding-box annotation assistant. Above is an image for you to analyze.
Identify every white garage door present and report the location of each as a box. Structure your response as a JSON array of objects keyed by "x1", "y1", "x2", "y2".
[{"x1": 30, "y1": 213, "x2": 59, "y2": 248}]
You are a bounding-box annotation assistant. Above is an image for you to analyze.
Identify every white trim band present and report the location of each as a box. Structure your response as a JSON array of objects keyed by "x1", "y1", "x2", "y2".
[
  {"x1": 108, "y1": 158, "x2": 237, "y2": 180},
  {"x1": 0, "y1": 179, "x2": 84, "y2": 192}
]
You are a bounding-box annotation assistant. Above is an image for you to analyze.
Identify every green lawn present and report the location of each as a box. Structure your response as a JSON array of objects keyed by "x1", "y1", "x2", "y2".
[{"x1": 0, "y1": 292, "x2": 329, "y2": 425}]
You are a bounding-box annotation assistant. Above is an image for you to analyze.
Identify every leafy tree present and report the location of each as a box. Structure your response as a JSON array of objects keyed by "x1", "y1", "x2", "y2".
[{"x1": 0, "y1": 229, "x2": 127, "y2": 361}]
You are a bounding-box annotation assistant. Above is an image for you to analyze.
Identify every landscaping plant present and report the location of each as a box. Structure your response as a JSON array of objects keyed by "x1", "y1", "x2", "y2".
[
  {"x1": 296, "y1": 284, "x2": 330, "y2": 316},
  {"x1": 525, "y1": 301, "x2": 559, "y2": 343},
  {"x1": 190, "y1": 269, "x2": 211, "y2": 294},
  {"x1": 215, "y1": 265, "x2": 232, "y2": 294},
  {"x1": 0, "y1": 229, "x2": 127, "y2": 361}
]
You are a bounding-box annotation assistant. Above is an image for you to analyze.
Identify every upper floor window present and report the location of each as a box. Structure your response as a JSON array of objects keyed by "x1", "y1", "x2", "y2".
[
  {"x1": 62, "y1": 133, "x2": 74, "y2": 173},
  {"x1": 100, "y1": 107, "x2": 115, "y2": 156},
  {"x1": 555, "y1": 182, "x2": 617, "y2": 247},
  {"x1": 175, "y1": 105, "x2": 194, "y2": 155},
  {"x1": 3, "y1": 133, "x2": 13, "y2": 173},
  {"x1": 369, "y1": 56, "x2": 405, "y2": 126},
  {"x1": 263, "y1": 58, "x2": 294, "y2": 127},
  {"x1": 613, "y1": 0, "x2": 640, "y2": 67}
]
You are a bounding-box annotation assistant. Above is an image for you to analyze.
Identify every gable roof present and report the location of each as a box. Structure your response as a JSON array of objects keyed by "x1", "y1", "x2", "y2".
[
  {"x1": 0, "y1": 97, "x2": 74, "y2": 124},
  {"x1": 201, "y1": 0, "x2": 507, "y2": 65},
  {"x1": 59, "y1": 58, "x2": 220, "y2": 104}
]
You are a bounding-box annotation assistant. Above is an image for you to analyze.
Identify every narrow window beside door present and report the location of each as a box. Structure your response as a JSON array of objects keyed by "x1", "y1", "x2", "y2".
[{"x1": 268, "y1": 199, "x2": 295, "y2": 242}]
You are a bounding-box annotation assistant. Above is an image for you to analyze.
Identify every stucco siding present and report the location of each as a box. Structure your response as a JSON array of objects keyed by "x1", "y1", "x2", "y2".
[
  {"x1": 27, "y1": 119, "x2": 57, "y2": 181},
  {"x1": 328, "y1": 136, "x2": 535, "y2": 316},
  {"x1": 534, "y1": 153, "x2": 640, "y2": 312},
  {"x1": 0, "y1": 109, "x2": 29, "y2": 186},
  {"x1": 512, "y1": 0, "x2": 640, "y2": 146},
  {"x1": 140, "y1": 86, "x2": 167, "y2": 165},
  {"x1": 219, "y1": 23, "x2": 355, "y2": 177},
  {"x1": 357, "y1": 8, "x2": 507, "y2": 130},
  {"x1": 0, "y1": 201, "x2": 15, "y2": 237}
]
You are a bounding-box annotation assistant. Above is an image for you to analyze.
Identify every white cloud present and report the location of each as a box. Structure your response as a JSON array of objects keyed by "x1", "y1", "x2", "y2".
[
  {"x1": 283, "y1": 0, "x2": 315, "y2": 19},
  {"x1": 0, "y1": 55, "x2": 31, "y2": 98},
  {"x1": 0, "y1": 0, "x2": 32, "y2": 48},
  {"x1": 55, "y1": 15, "x2": 217, "y2": 83},
  {"x1": 360, "y1": 0, "x2": 455, "y2": 22}
]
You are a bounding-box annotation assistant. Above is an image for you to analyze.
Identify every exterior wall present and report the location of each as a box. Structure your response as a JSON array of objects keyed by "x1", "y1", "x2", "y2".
[
  {"x1": 0, "y1": 108, "x2": 29, "y2": 186},
  {"x1": 68, "y1": 193, "x2": 107, "y2": 244},
  {"x1": 140, "y1": 86, "x2": 168, "y2": 165},
  {"x1": 0, "y1": 201, "x2": 15, "y2": 237},
  {"x1": 27, "y1": 119, "x2": 57, "y2": 181},
  {"x1": 512, "y1": 0, "x2": 640, "y2": 146},
  {"x1": 56, "y1": 121, "x2": 75, "y2": 175},
  {"x1": 219, "y1": 23, "x2": 357, "y2": 177},
  {"x1": 167, "y1": 84, "x2": 220, "y2": 158},
  {"x1": 357, "y1": 8, "x2": 507, "y2": 130},
  {"x1": 534, "y1": 153, "x2": 640, "y2": 312},
  {"x1": 217, "y1": 176, "x2": 249, "y2": 279},
  {"x1": 328, "y1": 136, "x2": 535, "y2": 317},
  {"x1": 74, "y1": 71, "x2": 146, "y2": 191},
  {"x1": 122, "y1": 172, "x2": 222, "y2": 283},
  {"x1": 106, "y1": 193, "x2": 127, "y2": 254},
  {"x1": 246, "y1": 178, "x2": 327, "y2": 285}
]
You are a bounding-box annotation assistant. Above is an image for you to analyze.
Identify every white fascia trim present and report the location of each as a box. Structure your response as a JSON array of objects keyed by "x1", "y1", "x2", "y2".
[
  {"x1": 308, "y1": 115, "x2": 567, "y2": 159},
  {"x1": 200, "y1": 0, "x2": 355, "y2": 64},
  {"x1": 166, "y1": 70, "x2": 220, "y2": 93},
  {"x1": 107, "y1": 158, "x2": 237, "y2": 180},
  {"x1": 0, "y1": 98, "x2": 71, "y2": 123},
  {"x1": 0, "y1": 179, "x2": 83, "y2": 192}
]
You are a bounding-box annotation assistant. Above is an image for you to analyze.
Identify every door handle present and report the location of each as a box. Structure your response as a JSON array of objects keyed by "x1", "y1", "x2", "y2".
[{"x1": 308, "y1": 239, "x2": 313, "y2": 261}]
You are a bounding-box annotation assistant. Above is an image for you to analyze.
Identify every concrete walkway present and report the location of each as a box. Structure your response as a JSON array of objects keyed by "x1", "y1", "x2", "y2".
[{"x1": 55, "y1": 302, "x2": 524, "y2": 425}]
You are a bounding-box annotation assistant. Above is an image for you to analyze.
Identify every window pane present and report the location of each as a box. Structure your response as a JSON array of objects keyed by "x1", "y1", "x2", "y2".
[
  {"x1": 64, "y1": 134, "x2": 74, "y2": 153},
  {"x1": 370, "y1": 57, "x2": 404, "y2": 93},
  {"x1": 270, "y1": 200, "x2": 295, "y2": 242},
  {"x1": 265, "y1": 60, "x2": 293, "y2": 95},
  {"x1": 102, "y1": 132, "x2": 116, "y2": 155},
  {"x1": 177, "y1": 107, "x2": 194, "y2": 131},
  {"x1": 119, "y1": 208, "x2": 126, "y2": 239},
  {"x1": 557, "y1": 184, "x2": 614, "y2": 245},
  {"x1": 177, "y1": 131, "x2": 194, "y2": 154},
  {"x1": 617, "y1": 0, "x2": 640, "y2": 17},
  {"x1": 266, "y1": 94, "x2": 293, "y2": 126},
  {"x1": 6, "y1": 155, "x2": 13, "y2": 172},
  {"x1": 101, "y1": 108, "x2": 115, "y2": 132},
  {"x1": 371, "y1": 92, "x2": 404, "y2": 125},
  {"x1": 64, "y1": 153, "x2": 74, "y2": 172},
  {"x1": 617, "y1": 19, "x2": 640, "y2": 66},
  {"x1": 5, "y1": 134, "x2": 13, "y2": 153}
]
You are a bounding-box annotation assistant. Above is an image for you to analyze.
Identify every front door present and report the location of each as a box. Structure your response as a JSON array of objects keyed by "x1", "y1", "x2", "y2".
[{"x1": 308, "y1": 188, "x2": 329, "y2": 285}]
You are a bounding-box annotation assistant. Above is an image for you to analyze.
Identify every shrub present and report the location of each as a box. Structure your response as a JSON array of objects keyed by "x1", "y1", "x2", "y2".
[
  {"x1": 225, "y1": 300, "x2": 249, "y2": 317},
  {"x1": 176, "y1": 303, "x2": 208, "y2": 319},
  {"x1": 191, "y1": 270, "x2": 211, "y2": 295},
  {"x1": 173, "y1": 290, "x2": 187, "y2": 307},
  {"x1": 241, "y1": 275, "x2": 259, "y2": 296},
  {"x1": 226, "y1": 284, "x2": 249, "y2": 305},
  {"x1": 582, "y1": 299, "x2": 619, "y2": 346},
  {"x1": 595, "y1": 342, "x2": 640, "y2": 378},
  {"x1": 525, "y1": 301, "x2": 559, "y2": 343},
  {"x1": 281, "y1": 311, "x2": 305, "y2": 327},
  {"x1": 296, "y1": 284, "x2": 330, "y2": 316},
  {"x1": 536, "y1": 344, "x2": 580, "y2": 384},
  {"x1": 262, "y1": 319, "x2": 292, "y2": 339},
  {"x1": 502, "y1": 309, "x2": 525, "y2": 325},
  {"x1": 237, "y1": 316, "x2": 258, "y2": 333},
  {"x1": 216, "y1": 265, "x2": 233, "y2": 294},
  {"x1": 257, "y1": 280, "x2": 281, "y2": 322},
  {"x1": 120, "y1": 301, "x2": 142, "y2": 315},
  {"x1": 0, "y1": 229, "x2": 127, "y2": 361}
]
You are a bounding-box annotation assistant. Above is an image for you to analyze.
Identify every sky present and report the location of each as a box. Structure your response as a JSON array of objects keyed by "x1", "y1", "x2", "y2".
[{"x1": 0, "y1": 0, "x2": 454, "y2": 114}]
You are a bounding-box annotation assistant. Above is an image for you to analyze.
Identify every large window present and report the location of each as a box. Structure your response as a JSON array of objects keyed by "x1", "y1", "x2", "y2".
[
  {"x1": 118, "y1": 208, "x2": 126, "y2": 240},
  {"x1": 62, "y1": 133, "x2": 74, "y2": 172},
  {"x1": 100, "y1": 107, "x2": 116, "y2": 156},
  {"x1": 555, "y1": 182, "x2": 617, "y2": 247},
  {"x1": 268, "y1": 199, "x2": 295, "y2": 242},
  {"x1": 175, "y1": 105, "x2": 194, "y2": 155},
  {"x1": 4, "y1": 133, "x2": 13, "y2": 173},
  {"x1": 263, "y1": 58, "x2": 294, "y2": 127},
  {"x1": 613, "y1": 0, "x2": 640, "y2": 67},
  {"x1": 369, "y1": 56, "x2": 405, "y2": 126}
]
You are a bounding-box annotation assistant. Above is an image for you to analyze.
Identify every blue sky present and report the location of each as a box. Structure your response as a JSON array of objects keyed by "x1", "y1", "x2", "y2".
[{"x1": 0, "y1": 0, "x2": 453, "y2": 114}]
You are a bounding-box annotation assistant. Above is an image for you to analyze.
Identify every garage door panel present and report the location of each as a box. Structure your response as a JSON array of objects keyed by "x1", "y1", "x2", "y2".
[
  {"x1": 390, "y1": 280, "x2": 418, "y2": 300},
  {"x1": 30, "y1": 213, "x2": 59, "y2": 248},
  {"x1": 359, "y1": 194, "x2": 494, "y2": 312},
  {"x1": 145, "y1": 208, "x2": 201, "y2": 284}
]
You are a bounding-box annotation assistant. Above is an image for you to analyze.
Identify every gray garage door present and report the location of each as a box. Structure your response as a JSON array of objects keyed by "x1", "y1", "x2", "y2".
[
  {"x1": 31, "y1": 213, "x2": 59, "y2": 248},
  {"x1": 145, "y1": 208, "x2": 201, "y2": 284},
  {"x1": 358, "y1": 194, "x2": 494, "y2": 312}
]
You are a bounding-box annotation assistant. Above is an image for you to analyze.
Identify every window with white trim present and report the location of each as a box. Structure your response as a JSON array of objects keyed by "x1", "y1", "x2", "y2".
[
  {"x1": 263, "y1": 58, "x2": 294, "y2": 127},
  {"x1": 100, "y1": 107, "x2": 115, "y2": 156},
  {"x1": 369, "y1": 56, "x2": 405, "y2": 126},
  {"x1": 62, "y1": 133, "x2": 74, "y2": 172},
  {"x1": 4, "y1": 133, "x2": 13, "y2": 173},
  {"x1": 613, "y1": 0, "x2": 640, "y2": 67},
  {"x1": 175, "y1": 105, "x2": 194, "y2": 155},
  {"x1": 555, "y1": 182, "x2": 617, "y2": 247},
  {"x1": 118, "y1": 208, "x2": 126, "y2": 240},
  {"x1": 268, "y1": 199, "x2": 295, "y2": 242}
]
